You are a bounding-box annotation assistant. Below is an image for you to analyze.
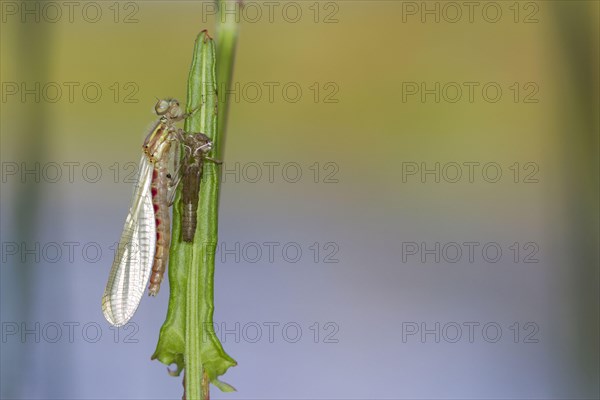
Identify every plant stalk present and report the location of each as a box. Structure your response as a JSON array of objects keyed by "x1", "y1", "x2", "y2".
[
  {"x1": 153, "y1": 3, "x2": 240, "y2": 397},
  {"x1": 216, "y1": 0, "x2": 241, "y2": 150}
]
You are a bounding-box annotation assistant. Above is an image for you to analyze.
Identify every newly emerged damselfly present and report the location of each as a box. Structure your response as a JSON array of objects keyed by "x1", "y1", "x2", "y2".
[{"x1": 102, "y1": 99, "x2": 188, "y2": 327}]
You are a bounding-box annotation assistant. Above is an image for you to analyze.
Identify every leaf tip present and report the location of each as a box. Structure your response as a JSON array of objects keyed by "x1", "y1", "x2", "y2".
[{"x1": 199, "y1": 29, "x2": 213, "y2": 42}]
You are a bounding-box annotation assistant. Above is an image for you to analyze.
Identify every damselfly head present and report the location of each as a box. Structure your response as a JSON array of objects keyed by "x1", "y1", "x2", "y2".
[{"x1": 154, "y1": 98, "x2": 183, "y2": 119}]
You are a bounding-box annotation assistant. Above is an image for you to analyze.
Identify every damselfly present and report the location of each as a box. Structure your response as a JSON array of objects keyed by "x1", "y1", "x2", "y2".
[
  {"x1": 180, "y1": 133, "x2": 220, "y2": 242},
  {"x1": 102, "y1": 99, "x2": 187, "y2": 327}
]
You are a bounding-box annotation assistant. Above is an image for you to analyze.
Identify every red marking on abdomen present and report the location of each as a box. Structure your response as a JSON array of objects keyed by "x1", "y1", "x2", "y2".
[{"x1": 148, "y1": 162, "x2": 171, "y2": 296}]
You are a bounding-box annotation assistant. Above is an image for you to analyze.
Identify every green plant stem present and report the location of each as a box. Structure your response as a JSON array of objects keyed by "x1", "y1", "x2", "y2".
[
  {"x1": 185, "y1": 31, "x2": 219, "y2": 399},
  {"x1": 216, "y1": 0, "x2": 241, "y2": 149},
  {"x1": 153, "y1": 29, "x2": 235, "y2": 400},
  {"x1": 153, "y1": 4, "x2": 240, "y2": 397},
  {"x1": 184, "y1": 30, "x2": 219, "y2": 400}
]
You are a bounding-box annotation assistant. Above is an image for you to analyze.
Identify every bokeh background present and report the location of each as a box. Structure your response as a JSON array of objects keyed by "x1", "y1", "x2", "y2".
[{"x1": 1, "y1": 1, "x2": 598, "y2": 399}]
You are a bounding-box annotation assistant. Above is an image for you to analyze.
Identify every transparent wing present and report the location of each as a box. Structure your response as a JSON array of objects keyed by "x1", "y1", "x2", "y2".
[
  {"x1": 102, "y1": 155, "x2": 156, "y2": 327},
  {"x1": 167, "y1": 139, "x2": 184, "y2": 205}
]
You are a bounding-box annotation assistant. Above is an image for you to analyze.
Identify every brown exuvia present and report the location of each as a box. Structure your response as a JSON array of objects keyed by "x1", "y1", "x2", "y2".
[{"x1": 181, "y1": 133, "x2": 220, "y2": 242}]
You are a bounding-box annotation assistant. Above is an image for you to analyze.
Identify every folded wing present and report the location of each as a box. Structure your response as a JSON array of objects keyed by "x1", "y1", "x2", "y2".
[{"x1": 102, "y1": 155, "x2": 157, "y2": 327}]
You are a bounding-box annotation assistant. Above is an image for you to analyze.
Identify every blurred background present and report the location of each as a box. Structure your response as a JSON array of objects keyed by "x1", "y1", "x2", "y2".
[{"x1": 1, "y1": 1, "x2": 598, "y2": 399}]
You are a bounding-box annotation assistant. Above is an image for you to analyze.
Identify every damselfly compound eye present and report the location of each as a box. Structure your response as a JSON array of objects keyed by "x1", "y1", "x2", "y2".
[{"x1": 155, "y1": 99, "x2": 170, "y2": 115}]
